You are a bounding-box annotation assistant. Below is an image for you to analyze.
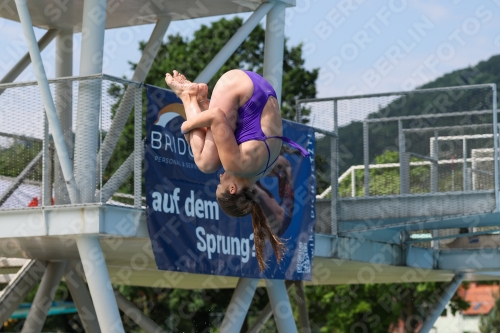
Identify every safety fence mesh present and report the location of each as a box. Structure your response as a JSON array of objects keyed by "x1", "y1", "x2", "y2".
[
  {"x1": 298, "y1": 84, "x2": 498, "y2": 235},
  {"x1": 0, "y1": 82, "x2": 44, "y2": 209},
  {"x1": 0, "y1": 75, "x2": 143, "y2": 211}
]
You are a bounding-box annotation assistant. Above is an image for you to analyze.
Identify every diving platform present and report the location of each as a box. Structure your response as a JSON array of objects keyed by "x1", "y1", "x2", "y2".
[{"x1": 0, "y1": 201, "x2": 499, "y2": 290}]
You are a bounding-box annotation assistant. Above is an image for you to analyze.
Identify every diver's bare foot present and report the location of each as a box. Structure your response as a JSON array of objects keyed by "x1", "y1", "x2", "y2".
[{"x1": 165, "y1": 70, "x2": 198, "y2": 97}]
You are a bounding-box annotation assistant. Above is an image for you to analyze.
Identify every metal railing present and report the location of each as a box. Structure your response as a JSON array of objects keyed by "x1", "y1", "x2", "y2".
[
  {"x1": 0, "y1": 74, "x2": 143, "y2": 210},
  {"x1": 298, "y1": 83, "x2": 499, "y2": 235}
]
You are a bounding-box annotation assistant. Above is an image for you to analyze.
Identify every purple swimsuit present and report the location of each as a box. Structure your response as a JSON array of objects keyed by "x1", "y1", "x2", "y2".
[{"x1": 235, "y1": 71, "x2": 310, "y2": 176}]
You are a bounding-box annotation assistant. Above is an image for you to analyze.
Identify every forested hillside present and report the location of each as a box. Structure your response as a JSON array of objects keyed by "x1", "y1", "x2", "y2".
[{"x1": 322, "y1": 55, "x2": 500, "y2": 175}]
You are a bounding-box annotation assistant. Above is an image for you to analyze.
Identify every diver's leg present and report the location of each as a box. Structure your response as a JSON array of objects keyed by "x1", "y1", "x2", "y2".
[{"x1": 165, "y1": 71, "x2": 221, "y2": 173}]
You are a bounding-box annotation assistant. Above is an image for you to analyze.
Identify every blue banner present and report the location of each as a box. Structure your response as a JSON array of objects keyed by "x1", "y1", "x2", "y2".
[{"x1": 145, "y1": 84, "x2": 316, "y2": 280}]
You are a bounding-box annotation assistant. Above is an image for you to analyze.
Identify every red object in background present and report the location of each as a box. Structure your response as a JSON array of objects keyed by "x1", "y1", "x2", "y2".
[
  {"x1": 27, "y1": 197, "x2": 55, "y2": 207},
  {"x1": 28, "y1": 197, "x2": 39, "y2": 207}
]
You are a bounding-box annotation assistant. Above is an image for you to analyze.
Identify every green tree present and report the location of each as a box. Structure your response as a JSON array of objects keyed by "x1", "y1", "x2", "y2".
[
  {"x1": 480, "y1": 292, "x2": 500, "y2": 333},
  {"x1": 307, "y1": 282, "x2": 469, "y2": 333},
  {"x1": 0, "y1": 141, "x2": 43, "y2": 179}
]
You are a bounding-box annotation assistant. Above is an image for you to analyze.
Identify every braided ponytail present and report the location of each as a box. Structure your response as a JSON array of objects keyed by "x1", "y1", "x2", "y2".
[
  {"x1": 250, "y1": 197, "x2": 285, "y2": 271},
  {"x1": 217, "y1": 187, "x2": 285, "y2": 271}
]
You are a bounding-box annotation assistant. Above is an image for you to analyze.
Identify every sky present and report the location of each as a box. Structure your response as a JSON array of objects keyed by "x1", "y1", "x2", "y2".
[{"x1": 0, "y1": 0, "x2": 500, "y2": 99}]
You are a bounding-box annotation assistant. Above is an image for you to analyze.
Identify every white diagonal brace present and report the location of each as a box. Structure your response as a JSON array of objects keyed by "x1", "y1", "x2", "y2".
[
  {"x1": 114, "y1": 290, "x2": 167, "y2": 333},
  {"x1": 194, "y1": 2, "x2": 274, "y2": 84},
  {"x1": 0, "y1": 29, "x2": 57, "y2": 85},
  {"x1": 0, "y1": 260, "x2": 46, "y2": 324},
  {"x1": 95, "y1": 151, "x2": 135, "y2": 202},
  {"x1": 266, "y1": 279, "x2": 298, "y2": 333},
  {"x1": 419, "y1": 273, "x2": 465, "y2": 333},
  {"x1": 246, "y1": 281, "x2": 293, "y2": 333},
  {"x1": 64, "y1": 263, "x2": 101, "y2": 333},
  {"x1": 21, "y1": 261, "x2": 67, "y2": 333},
  {"x1": 220, "y1": 278, "x2": 259, "y2": 333},
  {"x1": 0, "y1": 150, "x2": 42, "y2": 207},
  {"x1": 76, "y1": 236, "x2": 125, "y2": 333},
  {"x1": 14, "y1": 0, "x2": 80, "y2": 204},
  {"x1": 96, "y1": 18, "x2": 171, "y2": 177},
  {"x1": 0, "y1": 29, "x2": 57, "y2": 86}
]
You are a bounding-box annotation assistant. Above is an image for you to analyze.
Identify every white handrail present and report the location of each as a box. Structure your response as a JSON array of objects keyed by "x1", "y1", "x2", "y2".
[{"x1": 316, "y1": 157, "x2": 498, "y2": 199}]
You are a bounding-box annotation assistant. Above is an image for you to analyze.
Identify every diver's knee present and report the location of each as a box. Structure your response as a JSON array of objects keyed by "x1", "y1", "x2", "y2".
[{"x1": 197, "y1": 160, "x2": 220, "y2": 174}]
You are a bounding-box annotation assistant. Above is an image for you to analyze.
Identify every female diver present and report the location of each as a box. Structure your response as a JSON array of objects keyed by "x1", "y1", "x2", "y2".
[{"x1": 165, "y1": 69, "x2": 309, "y2": 271}]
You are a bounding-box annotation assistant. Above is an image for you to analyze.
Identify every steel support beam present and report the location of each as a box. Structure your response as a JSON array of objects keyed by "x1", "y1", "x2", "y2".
[
  {"x1": 0, "y1": 132, "x2": 42, "y2": 142},
  {"x1": 54, "y1": 29, "x2": 74, "y2": 205},
  {"x1": 21, "y1": 261, "x2": 67, "y2": 333},
  {"x1": 134, "y1": 87, "x2": 143, "y2": 208},
  {"x1": 42, "y1": 93, "x2": 53, "y2": 207},
  {"x1": 114, "y1": 290, "x2": 167, "y2": 333},
  {"x1": 42, "y1": 143, "x2": 53, "y2": 206},
  {"x1": 430, "y1": 131, "x2": 438, "y2": 193},
  {"x1": 463, "y1": 138, "x2": 468, "y2": 191},
  {"x1": 351, "y1": 168, "x2": 356, "y2": 197},
  {"x1": 14, "y1": 0, "x2": 80, "y2": 204},
  {"x1": 74, "y1": 0, "x2": 107, "y2": 203},
  {"x1": 0, "y1": 150, "x2": 42, "y2": 207},
  {"x1": 220, "y1": 278, "x2": 258, "y2": 333},
  {"x1": 363, "y1": 121, "x2": 369, "y2": 196},
  {"x1": 76, "y1": 237, "x2": 125, "y2": 333},
  {"x1": 0, "y1": 29, "x2": 57, "y2": 86},
  {"x1": 262, "y1": 4, "x2": 297, "y2": 331},
  {"x1": 331, "y1": 101, "x2": 338, "y2": 235},
  {"x1": 246, "y1": 298, "x2": 272, "y2": 333},
  {"x1": 95, "y1": 151, "x2": 135, "y2": 202},
  {"x1": 64, "y1": 264, "x2": 101, "y2": 333},
  {"x1": 419, "y1": 273, "x2": 465, "y2": 333},
  {"x1": 408, "y1": 227, "x2": 500, "y2": 244},
  {"x1": 246, "y1": 281, "x2": 293, "y2": 333},
  {"x1": 294, "y1": 281, "x2": 311, "y2": 333},
  {"x1": 263, "y1": 1, "x2": 285, "y2": 103},
  {"x1": 195, "y1": 2, "x2": 274, "y2": 84},
  {"x1": 472, "y1": 154, "x2": 477, "y2": 190},
  {"x1": 73, "y1": 2, "x2": 123, "y2": 330},
  {"x1": 398, "y1": 120, "x2": 407, "y2": 194},
  {"x1": 97, "y1": 18, "x2": 171, "y2": 176},
  {"x1": 492, "y1": 85, "x2": 499, "y2": 211},
  {"x1": 0, "y1": 260, "x2": 46, "y2": 324},
  {"x1": 266, "y1": 279, "x2": 298, "y2": 333}
]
